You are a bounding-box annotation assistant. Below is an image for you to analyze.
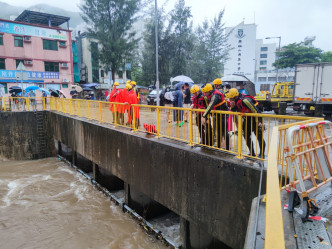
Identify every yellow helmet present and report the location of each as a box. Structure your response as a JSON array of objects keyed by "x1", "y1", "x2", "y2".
[
  {"x1": 130, "y1": 81, "x2": 137, "y2": 86},
  {"x1": 225, "y1": 88, "x2": 239, "y2": 99},
  {"x1": 190, "y1": 85, "x2": 200, "y2": 94},
  {"x1": 213, "y1": 78, "x2": 222, "y2": 85},
  {"x1": 126, "y1": 80, "x2": 131, "y2": 84},
  {"x1": 201, "y1": 83, "x2": 213, "y2": 93},
  {"x1": 125, "y1": 84, "x2": 132, "y2": 90},
  {"x1": 113, "y1": 82, "x2": 119, "y2": 86}
]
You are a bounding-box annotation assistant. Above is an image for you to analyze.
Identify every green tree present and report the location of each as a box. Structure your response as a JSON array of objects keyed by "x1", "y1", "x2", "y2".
[
  {"x1": 188, "y1": 10, "x2": 230, "y2": 83},
  {"x1": 167, "y1": 0, "x2": 194, "y2": 77},
  {"x1": 273, "y1": 43, "x2": 322, "y2": 69},
  {"x1": 321, "y1": 51, "x2": 332, "y2": 62},
  {"x1": 80, "y1": 0, "x2": 141, "y2": 81}
]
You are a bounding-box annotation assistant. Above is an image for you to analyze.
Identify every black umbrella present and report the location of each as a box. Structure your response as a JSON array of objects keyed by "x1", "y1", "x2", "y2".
[
  {"x1": 48, "y1": 87, "x2": 59, "y2": 97},
  {"x1": 9, "y1": 86, "x2": 22, "y2": 94}
]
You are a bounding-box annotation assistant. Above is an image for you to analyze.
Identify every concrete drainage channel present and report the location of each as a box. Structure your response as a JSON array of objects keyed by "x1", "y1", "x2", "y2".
[{"x1": 57, "y1": 155, "x2": 179, "y2": 249}]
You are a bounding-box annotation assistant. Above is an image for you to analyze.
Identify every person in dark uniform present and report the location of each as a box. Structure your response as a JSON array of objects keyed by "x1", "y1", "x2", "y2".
[
  {"x1": 226, "y1": 88, "x2": 266, "y2": 158},
  {"x1": 201, "y1": 83, "x2": 230, "y2": 150},
  {"x1": 190, "y1": 85, "x2": 212, "y2": 146}
]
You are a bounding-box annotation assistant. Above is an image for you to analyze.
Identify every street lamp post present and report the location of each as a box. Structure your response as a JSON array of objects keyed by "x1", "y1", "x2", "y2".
[
  {"x1": 265, "y1": 36, "x2": 281, "y2": 82},
  {"x1": 155, "y1": 0, "x2": 160, "y2": 106}
]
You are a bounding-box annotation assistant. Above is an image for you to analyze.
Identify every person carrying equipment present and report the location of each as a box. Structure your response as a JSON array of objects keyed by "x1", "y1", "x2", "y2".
[
  {"x1": 201, "y1": 83, "x2": 230, "y2": 150},
  {"x1": 226, "y1": 88, "x2": 266, "y2": 158},
  {"x1": 190, "y1": 85, "x2": 212, "y2": 146},
  {"x1": 212, "y1": 78, "x2": 223, "y2": 93},
  {"x1": 109, "y1": 82, "x2": 120, "y2": 122}
]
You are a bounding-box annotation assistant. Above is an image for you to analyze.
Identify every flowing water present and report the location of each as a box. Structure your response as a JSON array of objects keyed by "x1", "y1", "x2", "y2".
[{"x1": 0, "y1": 158, "x2": 167, "y2": 249}]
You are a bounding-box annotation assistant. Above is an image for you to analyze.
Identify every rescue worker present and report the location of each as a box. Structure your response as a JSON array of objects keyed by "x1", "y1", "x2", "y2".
[
  {"x1": 130, "y1": 81, "x2": 140, "y2": 126},
  {"x1": 190, "y1": 85, "x2": 212, "y2": 146},
  {"x1": 201, "y1": 83, "x2": 230, "y2": 150},
  {"x1": 225, "y1": 88, "x2": 266, "y2": 158},
  {"x1": 124, "y1": 84, "x2": 139, "y2": 128},
  {"x1": 108, "y1": 82, "x2": 120, "y2": 122},
  {"x1": 212, "y1": 78, "x2": 223, "y2": 93},
  {"x1": 117, "y1": 85, "x2": 128, "y2": 125}
]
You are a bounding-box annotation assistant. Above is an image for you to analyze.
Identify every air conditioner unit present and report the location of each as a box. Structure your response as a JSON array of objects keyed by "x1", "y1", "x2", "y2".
[
  {"x1": 24, "y1": 36, "x2": 31, "y2": 42},
  {"x1": 62, "y1": 78, "x2": 69, "y2": 83},
  {"x1": 61, "y1": 63, "x2": 68, "y2": 68},
  {"x1": 24, "y1": 60, "x2": 33, "y2": 65}
]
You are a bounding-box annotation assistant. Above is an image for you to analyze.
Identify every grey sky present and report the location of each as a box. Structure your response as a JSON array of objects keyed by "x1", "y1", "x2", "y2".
[{"x1": 3, "y1": 0, "x2": 331, "y2": 51}]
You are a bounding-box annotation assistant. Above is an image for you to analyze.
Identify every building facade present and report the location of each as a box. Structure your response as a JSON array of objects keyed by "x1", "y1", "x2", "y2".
[
  {"x1": 0, "y1": 12, "x2": 73, "y2": 96},
  {"x1": 224, "y1": 22, "x2": 295, "y2": 92}
]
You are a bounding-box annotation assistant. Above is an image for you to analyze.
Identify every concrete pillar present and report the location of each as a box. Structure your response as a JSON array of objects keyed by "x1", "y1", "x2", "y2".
[
  {"x1": 58, "y1": 141, "x2": 62, "y2": 156},
  {"x1": 180, "y1": 218, "x2": 216, "y2": 249},
  {"x1": 75, "y1": 154, "x2": 93, "y2": 173},
  {"x1": 125, "y1": 185, "x2": 169, "y2": 219}
]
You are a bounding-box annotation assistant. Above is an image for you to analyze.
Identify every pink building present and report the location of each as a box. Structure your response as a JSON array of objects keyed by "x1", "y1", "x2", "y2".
[{"x1": 0, "y1": 11, "x2": 73, "y2": 97}]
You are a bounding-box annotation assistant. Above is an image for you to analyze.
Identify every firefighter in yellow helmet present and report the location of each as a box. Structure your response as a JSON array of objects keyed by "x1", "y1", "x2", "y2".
[
  {"x1": 201, "y1": 83, "x2": 229, "y2": 149},
  {"x1": 212, "y1": 78, "x2": 223, "y2": 92},
  {"x1": 190, "y1": 85, "x2": 211, "y2": 145},
  {"x1": 226, "y1": 88, "x2": 266, "y2": 158},
  {"x1": 129, "y1": 81, "x2": 140, "y2": 126}
]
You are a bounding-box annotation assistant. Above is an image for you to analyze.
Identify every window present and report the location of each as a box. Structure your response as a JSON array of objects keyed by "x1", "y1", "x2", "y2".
[
  {"x1": 238, "y1": 53, "x2": 241, "y2": 56},
  {"x1": 91, "y1": 42, "x2": 100, "y2": 82},
  {"x1": 44, "y1": 62, "x2": 59, "y2": 72},
  {"x1": 238, "y1": 67, "x2": 241, "y2": 70},
  {"x1": 238, "y1": 40, "x2": 242, "y2": 43},
  {"x1": 260, "y1": 54, "x2": 267, "y2": 58},
  {"x1": 43, "y1": 39, "x2": 58, "y2": 51},
  {"x1": 62, "y1": 84, "x2": 68, "y2": 88},
  {"x1": 59, "y1": 41, "x2": 66, "y2": 47},
  {"x1": 101, "y1": 70, "x2": 104, "y2": 78},
  {"x1": 260, "y1": 60, "x2": 267, "y2": 65},
  {"x1": 0, "y1": 58, "x2": 5, "y2": 69},
  {"x1": 14, "y1": 36, "x2": 23, "y2": 47},
  {"x1": 238, "y1": 45, "x2": 242, "y2": 47},
  {"x1": 261, "y1": 47, "x2": 268, "y2": 52},
  {"x1": 16, "y1": 59, "x2": 24, "y2": 68},
  {"x1": 258, "y1": 77, "x2": 267, "y2": 82},
  {"x1": 238, "y1": 63, "x2": 241, "y2": 65},
  {"x1": 238, "y1": 58, "x2": 241, "y2": 61},
  {"x1": 260, "y1": 67, "x2": 267, "y2": 71},
  {"x1": 0, "y1": 34, "x2": 3, "y2": 45}
]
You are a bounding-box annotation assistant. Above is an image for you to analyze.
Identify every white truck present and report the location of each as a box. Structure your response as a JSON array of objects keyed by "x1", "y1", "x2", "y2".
[{"x1": 294, "y1": 63, "x2": 332, "y2": 116}]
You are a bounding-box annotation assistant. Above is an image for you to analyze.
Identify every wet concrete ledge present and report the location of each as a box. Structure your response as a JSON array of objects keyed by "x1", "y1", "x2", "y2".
[{"x1": 49, "y1": 111, "x2": 266, "y2": 249}]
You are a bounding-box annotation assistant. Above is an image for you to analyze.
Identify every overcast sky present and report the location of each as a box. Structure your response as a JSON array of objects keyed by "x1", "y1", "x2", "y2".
[{"x1": 3, "y1": 0, "x2": 332, "y2": 51}]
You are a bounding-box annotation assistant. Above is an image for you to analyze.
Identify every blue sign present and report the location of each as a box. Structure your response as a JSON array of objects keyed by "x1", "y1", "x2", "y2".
[
  {"x1": 0, "y1": 70, "x2": 59, "y2": 79},
  {"x1": 0, "y1": 21, "x2": 67, "y2": 40}
]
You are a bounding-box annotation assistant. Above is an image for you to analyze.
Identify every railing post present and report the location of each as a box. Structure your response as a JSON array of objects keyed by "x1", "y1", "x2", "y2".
[
  {"x1": 132, "y1": 105, "x2": 136, "y2": 131},
  {"x1": 26, "y1": 97, "x2": 30, "y2": 111},
  {"x1": 88, "y1": 101, "x2": 91, "y2": 120},
  {"x1": 99, "y1": 102, "x2": 103, "y2": 123},
  {"x1": 189, "y1": 109, "x2": 193, "y2": 146},
  {"x1": 70, "y1": 99, "x2": 72, "y2": 115},
  {"x1": 42, "y1": 97, "x2": 46, "y2": 110},
  {"x1": 156, "y1": 107, "x2": 161, "y2": 137},
  {"x1": 62, "y1": 98, "x2": 65, "y2": 113},
  {"x1": 236, "y1": 113, "x2": 244, "y2": 159},
  {"x1": 3, "y1": 97, "x2": 6, "y2": 111},
  {"x1": 114, "y1": 104, "x2": 118, "y2": 127}
]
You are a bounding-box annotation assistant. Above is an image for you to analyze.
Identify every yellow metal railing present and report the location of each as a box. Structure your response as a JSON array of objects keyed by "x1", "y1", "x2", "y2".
[{"x1": 0, "y1": 97, "x2": 50, "y2": 111}]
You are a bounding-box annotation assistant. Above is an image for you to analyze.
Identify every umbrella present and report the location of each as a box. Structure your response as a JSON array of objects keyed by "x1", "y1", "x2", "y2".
[
  {"x1": 74, "y1": 85, "x2": 83, "y2": 93},
  {"x1": 39, "y1": 88, "x2": 50, "y2": 95},
  {"x1": 9, "y1": 86, "x2": 22, "y2": 94},
  {"x1": 83, "y1": 87, "x2": 94, "y2": 91},
  {"x1": 82, "y1": 83, "x2": 101, "y2": 88},
  {"x1": 174, "y1": 81, "x2": 193, "y2": 88},
  {"x1": 25, "y1": 85, "x2": 39, "y2": 92},
  {"x1": 170, "y1": 75, "x2": 194, "y2": 83},
  {"x1": 48, "y1": 87, "x2": 59, "y2": 97},
  {"x1": 58, "y1": 90, "x2": 68, "y2": 98}
]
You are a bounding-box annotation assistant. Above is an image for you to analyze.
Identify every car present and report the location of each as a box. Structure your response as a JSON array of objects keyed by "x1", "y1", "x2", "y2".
[{"x1": 147, "y1": 89, "x2": 172, "y2": 106}]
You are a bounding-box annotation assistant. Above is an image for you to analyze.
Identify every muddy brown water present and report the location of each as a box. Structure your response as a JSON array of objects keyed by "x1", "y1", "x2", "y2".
[{"x1": 0, "y1": 158, "x2": 167, "y2": 249}]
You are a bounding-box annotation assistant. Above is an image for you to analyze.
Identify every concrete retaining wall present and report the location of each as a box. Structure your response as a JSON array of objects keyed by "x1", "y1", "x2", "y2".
[{"x1": 50, "y1": 112, "x2": 266, "y2": 249}]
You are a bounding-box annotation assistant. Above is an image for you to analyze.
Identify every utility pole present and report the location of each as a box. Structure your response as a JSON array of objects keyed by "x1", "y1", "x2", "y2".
[{"x1": 155, "y1": 0, "x2": 160, "y2": 106}]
